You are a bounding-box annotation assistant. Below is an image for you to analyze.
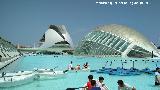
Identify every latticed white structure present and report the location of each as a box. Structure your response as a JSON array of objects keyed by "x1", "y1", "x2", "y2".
[
  {"x1": 75, "y1": 24, "x2": 160, "y2": 58},
  {"x1": 0, "y1": 37, "x2": 19, "y2": 59}
]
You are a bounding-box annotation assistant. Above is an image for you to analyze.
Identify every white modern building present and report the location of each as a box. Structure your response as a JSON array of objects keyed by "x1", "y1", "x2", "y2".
[
  {"x1": 39, "y1": 25, "x2": 73, "y2": 48},
  {"x1": 0, "y1": 36, "x2": 20, "y2": 69},
  {"x1": 75, "y1": 24, "x2": 160, "y2": 58},
  {"x1": 0, "y1": 37, "x2": 20, "y2": 59}
]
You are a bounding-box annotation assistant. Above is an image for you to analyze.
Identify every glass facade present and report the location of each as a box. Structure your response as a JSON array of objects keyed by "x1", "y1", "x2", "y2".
[
  {"x1": 75, "y1": 24, "x2": 159, "y2": 58},
  {"x1": 127, "y1": 45, "x2": 156, "y2": 58},
  {"x1": 75, "y1": 31, "x2": 130, "y2": 56}
]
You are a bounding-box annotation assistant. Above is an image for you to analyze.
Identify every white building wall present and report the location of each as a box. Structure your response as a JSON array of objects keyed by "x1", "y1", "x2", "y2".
[
  {"x1": 39, "y1": 25, "x2": 74, "y2": 48},
  {"x1": 45, "y1": 29, "x2": 64, "y2": 43},
  {"x1": 61, "y1": 25, "x2": 74, "y2": 47},
  {"x1": 62, "y1": 33, "x2": 73, "y2": 47},
  {"x1": 40, "y1": 29, "x2": 64, "y2": 48}
]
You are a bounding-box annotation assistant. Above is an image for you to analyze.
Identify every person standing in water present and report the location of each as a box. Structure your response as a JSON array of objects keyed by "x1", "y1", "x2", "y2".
[{"x1": 83, "y1": 62, "x2": 89, "y2": 69}]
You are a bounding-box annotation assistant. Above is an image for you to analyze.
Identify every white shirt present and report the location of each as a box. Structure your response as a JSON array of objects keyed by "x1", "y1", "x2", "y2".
[
  {"x1": 96, "y1": 80, "x2": 109, "y2": 90},
  {"x1": 155, "y1": 72, "x2": 160, "y2": 76},
  {"x1": 68, "y1": 64, "x2": 73, "y2": 70}
]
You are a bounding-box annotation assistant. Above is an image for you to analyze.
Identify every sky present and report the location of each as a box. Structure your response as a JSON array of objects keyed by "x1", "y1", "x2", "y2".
[{"x1": 0, "y1": 0, "x2": 160, "y2": 47}]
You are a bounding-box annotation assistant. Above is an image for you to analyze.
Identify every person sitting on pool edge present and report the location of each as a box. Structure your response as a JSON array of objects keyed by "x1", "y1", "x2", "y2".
[
  {"x1": 96, "y1": 76, "x2": 109, "y2": 90},
  {"x1": 117, "y1": 80, "x2": 136, "y2": 90},
  {"x1": 155, "y1": 67, "x2": 160, "y2": 85}
]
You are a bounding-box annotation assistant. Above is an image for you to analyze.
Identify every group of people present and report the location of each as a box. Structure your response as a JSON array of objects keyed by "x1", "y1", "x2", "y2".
[
  {"x1": 67, "y1": 61, "x2": 160, "y2": 90},
  {"x1": 84, "y1": 75, "x2": 136, "y2": 90},
  {"x1": 67, "y1": 61, "x2": 89, "y2": 71},
  {"x1": 155, "y1": 67, "x2": 160, "y2": 85},
  {"x1": 84, "y1": 75, "x2": 109, "y2": 90}
]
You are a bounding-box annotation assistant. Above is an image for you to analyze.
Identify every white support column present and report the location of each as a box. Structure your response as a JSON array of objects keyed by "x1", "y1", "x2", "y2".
[{"x1": 122, "y1": 43, "x2": 134, "y2": 57}]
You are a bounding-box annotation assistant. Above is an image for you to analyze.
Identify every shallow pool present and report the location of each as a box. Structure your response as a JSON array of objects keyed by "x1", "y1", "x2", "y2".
[{"x1": 0, "y1": 55, "x2": 160, "y2": 90}]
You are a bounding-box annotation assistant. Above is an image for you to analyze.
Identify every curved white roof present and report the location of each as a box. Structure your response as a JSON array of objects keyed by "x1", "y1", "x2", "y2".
[
  {"x1": 94, "y1": 24, "x2": 158, "y2": 52},
  {"x1": 39, "y1": 25, "x2": 73, "y2": 48}
]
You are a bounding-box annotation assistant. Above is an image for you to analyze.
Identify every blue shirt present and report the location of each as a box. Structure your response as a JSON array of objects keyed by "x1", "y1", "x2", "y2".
[{"x1": 91, "y1": 87, "x2": 101, "y2": 90}]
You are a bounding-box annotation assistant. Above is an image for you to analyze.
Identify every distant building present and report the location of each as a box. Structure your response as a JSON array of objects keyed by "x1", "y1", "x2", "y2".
[
  {"x1": 33, "y1": 25, "x2": 74, "y2": 54},
  {"x1": 75, "y1": 24, "x2": 160, "y2": 58},
  {"x1": 39, "y1": 25, "x2": 73, "y2": 48}
]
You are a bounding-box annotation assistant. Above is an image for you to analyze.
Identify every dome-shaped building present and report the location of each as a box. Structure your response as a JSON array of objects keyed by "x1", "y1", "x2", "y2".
[{"x1": 75, "y1": 24, "x2": 160, "y2": 58}]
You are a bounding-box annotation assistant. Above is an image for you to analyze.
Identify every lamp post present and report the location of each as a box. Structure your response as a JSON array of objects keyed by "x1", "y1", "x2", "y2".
[
  {"x1": 133, "y1": 61, "x2": 135, "y2": 68},
  {"x1": 151, "y1": 51, "x2": 153, "y2": 58}
]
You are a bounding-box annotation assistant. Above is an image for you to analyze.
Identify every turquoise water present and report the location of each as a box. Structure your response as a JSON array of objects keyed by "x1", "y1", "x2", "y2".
[{"x1": 0, "y1": 55, "x2": 160, "y2": 90}]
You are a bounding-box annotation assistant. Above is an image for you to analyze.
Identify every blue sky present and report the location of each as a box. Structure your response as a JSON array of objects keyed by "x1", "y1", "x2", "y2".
[{"x1": 0, "y1": 0, "x2": 160, "y2": 47}]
